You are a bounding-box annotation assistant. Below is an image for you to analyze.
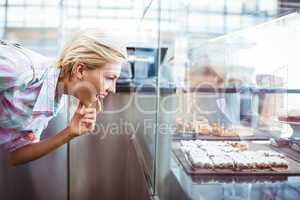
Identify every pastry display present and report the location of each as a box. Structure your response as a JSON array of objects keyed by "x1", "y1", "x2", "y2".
[
  {"x1": 270, "y1": 137, "x2": 300, "y2": 154},
  {"x1": 175, "y1": 117, "x2": 254, "y2": 137},
  {"x1": 270, "y1": 137, "x2": 290, "y2": 147},
  {"x1": 210, "y1": 155, "x2": 235, "y2": 169},
  {"x1": 180, "y1": 140, "x2": 288, "y2": 171},
  {"x1": 187, "y1": 149, "x2": 214, "y2": 169},
  {"x1": 194, "y1": 122, "x2": 212, "y2": 135},
  {"x1": 175, "y1": 118, "x2": 195, "y2": 132},
  {"x1": 227, "y1": 141, "x2": 249, "y2": 151},
  {"x1": 278, "y1": 109, "x2": 300, "y2": 123},
  {"x1": 291, "y1": 140, "x2": 300, "y2": 152},
  {"x1": 228, "y1": 152, "x2": 255, "y2": 170}
]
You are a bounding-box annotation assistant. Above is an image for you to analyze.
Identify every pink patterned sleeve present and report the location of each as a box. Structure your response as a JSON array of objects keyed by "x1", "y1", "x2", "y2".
[
  {"x1": 4, "y1": 132, "x2": 39, "y2": 152},
  {"x1": 0, "y1": 45, "x2": 34, "y2": 92},
  {"x1": 4, "y1": 116, "x2": 50, "y2": 152}
]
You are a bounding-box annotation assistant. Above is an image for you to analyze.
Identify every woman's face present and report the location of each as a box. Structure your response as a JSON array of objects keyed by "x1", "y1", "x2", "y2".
[{"x1": 71, "y1": 62, "x2": 122, "y2": 112}]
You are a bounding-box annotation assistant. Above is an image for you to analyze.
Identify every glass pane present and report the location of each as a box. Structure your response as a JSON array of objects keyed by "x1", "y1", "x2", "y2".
[{"x1": 156, "y1": 1, "x2": 300, "y2": 200}]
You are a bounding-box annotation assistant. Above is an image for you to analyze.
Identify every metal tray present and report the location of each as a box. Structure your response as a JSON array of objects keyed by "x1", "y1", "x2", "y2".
[{"x1": 173, "y1": 142, "x2": 300, "y2": 177}]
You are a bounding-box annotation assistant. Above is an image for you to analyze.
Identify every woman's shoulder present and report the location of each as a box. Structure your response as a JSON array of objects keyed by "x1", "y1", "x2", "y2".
[
  {"x1": 0, "y1": 42, "x2": 53, "y2": 69},
  {"x1": 0, "y1": 43, "x2": 53, "y2": 91}
]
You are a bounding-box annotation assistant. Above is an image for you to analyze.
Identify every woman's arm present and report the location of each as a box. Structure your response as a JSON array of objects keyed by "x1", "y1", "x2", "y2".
[
  {"x1": 10, "y1": 103, "x2": 97, "y2": 166},
  {"x1": 10, "y1": 127, "x2": 73, "y2": 166}
]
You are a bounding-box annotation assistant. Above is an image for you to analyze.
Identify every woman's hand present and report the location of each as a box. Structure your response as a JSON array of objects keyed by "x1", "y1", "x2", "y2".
[
  {"x1": 67, "y1": 102, "x2": 97, "y2": 139},
  {"x1": 10, "y1": 102, "x2": 98, "y2": 166}
]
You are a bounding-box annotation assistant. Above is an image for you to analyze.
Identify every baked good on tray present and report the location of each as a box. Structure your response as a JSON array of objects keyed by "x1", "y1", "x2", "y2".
[
  {"x1": 227, "y1": 141, "x2": 249, "y2": 151},
  {"x1": 290, "y1": 140, "x2": 300, "y2": 152},
  {"x1": 230, "y1": 125, "x2": 254, "y2": 137},
  {"x1": 187, "y1": 149, "x2": 214, "y2": 169},
  {"x1": 194, "y1": 122, "x2": 211, "y2": 135},
  {"x1": 228, "y1": 152, "x2": 255, "y2": 170},
  {"x1": 175, "y1": 118, "x2": 192, "y2": 132},
  {"x1": 211, "y1": 123, "x2": 223, "y2": 136},
  {"x1": 210, "y1": 155, "x2": 235, "y2": 169},
  {"x1": 175, "y1": 116, "x2": 255, "y2": 138},
  {"x1": 265, "y1": 156, "x2": 289, "y2": 168},
  {"x1": 278, "y1": 109, "x2": 300, "y2": 123},
  {"x1": 180, "y1": 140, "x2": 288, "y2": 171}
]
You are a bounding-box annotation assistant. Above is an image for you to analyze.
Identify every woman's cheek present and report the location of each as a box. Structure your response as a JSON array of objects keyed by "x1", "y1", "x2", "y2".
[{"x1": 103, "y1": 79, "x2": 110, "y2": 90}]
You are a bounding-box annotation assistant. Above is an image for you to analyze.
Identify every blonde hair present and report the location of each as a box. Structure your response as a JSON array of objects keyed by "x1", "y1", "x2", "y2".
[{"x1": 57, "y1": 29, "x2": 127, "y2": 77}]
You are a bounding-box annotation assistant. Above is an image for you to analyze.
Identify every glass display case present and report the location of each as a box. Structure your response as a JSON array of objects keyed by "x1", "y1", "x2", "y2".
[
  {"x1": 1, "y1": 1, "x2": 300, "y2": 200},
  {"x1": 152, "y1": 2, "x2": 300, "y2": 200}
]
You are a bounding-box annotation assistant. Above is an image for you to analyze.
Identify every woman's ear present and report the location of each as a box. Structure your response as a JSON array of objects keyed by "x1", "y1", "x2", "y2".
[{"x1": 72, "y1": 62, "x2": 85, "y2": 80}]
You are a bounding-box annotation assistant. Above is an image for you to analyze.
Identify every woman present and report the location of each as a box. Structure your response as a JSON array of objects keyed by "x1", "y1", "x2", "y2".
[{"x1": 0, "y1": 30, "x2": 127, "y2": 166}]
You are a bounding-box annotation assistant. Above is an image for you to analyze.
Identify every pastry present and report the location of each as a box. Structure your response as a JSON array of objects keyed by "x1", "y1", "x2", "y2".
[
  {"x1": 175, "y1": 118, "x2": 194, "y2": 132},
  {"x1": 222, "y1": 128, "x2": 239, "y2": 137},
  {"x1": 192, "y1": 116, "x2": 211, "y2": 135},
  {"x1": 181, "y1": 140, "x2": 289, "y2": 171},
  {"x1": 268, "y1": 157, "x2": 289, "y2": 168},
  {"x1": 188, "y1": 150, "x2": 213, "y2": 169},
  {"x1": 229, "y1": 152, "x2": 255, "y2": 170},
  {"x1": 211, "y1": 123, "x2": 224, "y2": 136},
  {"x1": 195, "y1": 123, "x2": 212, "y2": 135},
  {"x1": 226, "y1": 141, "x2": 249, "y2": 151},
  {"x1": 210, "y1": 155, "x2": 234, "y2": 169}
]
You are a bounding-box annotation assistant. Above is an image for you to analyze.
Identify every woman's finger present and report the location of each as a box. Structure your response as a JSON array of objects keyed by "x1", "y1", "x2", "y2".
[
  {"x1": 84, "y1": 108, "x2": 97, "y2": 114},
  {"x1": 88, "y1": 123, "x2": 96, "y2": 131},
  {"x1": 81, "y1": 118, "x2": 95, "y2": 124},
  {"x1": 76, "y1": 102, "x2": 85, "y2": 115},
  {"x1": 82, "y1": 113, "x2": 96, "y2": 120},
  {"x1": 83, "y1": 121, "x2": 95, "y2": 131}
]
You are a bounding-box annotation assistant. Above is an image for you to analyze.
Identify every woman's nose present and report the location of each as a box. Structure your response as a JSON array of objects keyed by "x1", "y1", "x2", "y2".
[
  {"x1": 108, "y1": 81, "x2": 116, "y2": 93},
  {"x1": 108, "y1": 86, "x2": 116, "y2": 93}
]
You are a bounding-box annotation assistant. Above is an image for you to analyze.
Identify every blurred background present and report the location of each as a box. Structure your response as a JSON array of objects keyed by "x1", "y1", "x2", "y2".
[{"x1": 1, "y1": 0, "x2": 299, "y2": 55}]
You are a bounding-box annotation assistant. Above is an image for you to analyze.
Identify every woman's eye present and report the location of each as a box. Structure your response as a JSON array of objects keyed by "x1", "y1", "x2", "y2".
[{"x1": 105, "y1": 77, "x2": 113, "y2": 83}]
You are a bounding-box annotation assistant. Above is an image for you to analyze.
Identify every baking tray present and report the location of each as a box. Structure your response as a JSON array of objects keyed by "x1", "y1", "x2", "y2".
[
  {"x1": 173, "y1": 129, "x2": 276, "y2": 141},
  {"x1": 181, "y1": 172, "x2": 288, "y2": 183},
  {"x1": 173, "y1": 142, "x2": 300, "y2": 177}
]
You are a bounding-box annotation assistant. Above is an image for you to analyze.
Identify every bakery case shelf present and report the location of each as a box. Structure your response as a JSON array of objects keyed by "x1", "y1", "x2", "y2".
[{"x1": 152, "y1": 9, "x2": 300, "y2": 200}]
